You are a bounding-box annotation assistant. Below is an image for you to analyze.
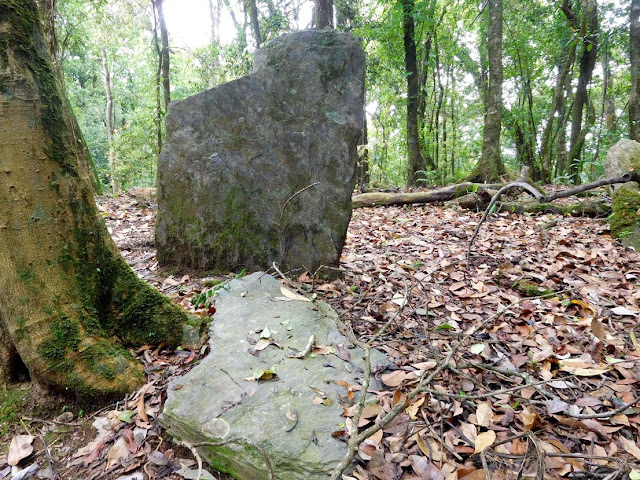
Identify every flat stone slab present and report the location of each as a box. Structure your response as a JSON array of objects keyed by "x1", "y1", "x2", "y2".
[{"x1": 160, "y1": 273, "x2": 387, "y2": 479}]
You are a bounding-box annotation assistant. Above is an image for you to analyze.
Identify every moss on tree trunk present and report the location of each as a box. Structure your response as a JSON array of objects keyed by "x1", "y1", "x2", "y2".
[{"x1": 0, "y1": 0, "x2": 190, "y2": 400}]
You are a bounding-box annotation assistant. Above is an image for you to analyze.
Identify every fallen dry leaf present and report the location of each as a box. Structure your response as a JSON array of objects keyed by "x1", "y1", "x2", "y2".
[
  {"x1": 473, "y1": 430, "x2": 496, "y2": 453},
  {"x1": 8, "y1": 435, "x2": 34, "y2": 466}
]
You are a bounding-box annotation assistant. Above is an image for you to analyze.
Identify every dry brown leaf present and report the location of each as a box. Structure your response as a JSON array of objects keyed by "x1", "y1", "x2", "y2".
[
  {"x1": 590, "y1": 317, "x2": 607, "y2": 341},
  {"x1": 106, "y1": 437, "x2": 131, "y2": 470},
  {"x1": 510, "y1": 438, "x2": 527, "y2": 455},
  {"x1": 279, "y1": 286, "x2": 311, "y2": 302},
  {"x1": 476, "y1": 402, "x2": 494, "y2": 427},
  {"x1": 473, "y1": 430, "x2": 496, "y2": 453},
  {"x1": 392, "y1": 388, "x2": 406, "y2": 406},
  {"x1": 521, "y1": 409, "x2": 543, "y2": 431},
  {"x1": 406, "y1": 396, "x2": 425, "y2": 419},
  {"x1": 620, "y1": 437, "x2": 640, "y2": 461},
  {"x1": 459, "y1": 468, "x2": 486, "y2": 480},
  {"x1": 380, "y1": 370, "x2": 408, "y2": 387},
  {"x1": 8, "y1": 435, "x2": 34, "y2": 466}
]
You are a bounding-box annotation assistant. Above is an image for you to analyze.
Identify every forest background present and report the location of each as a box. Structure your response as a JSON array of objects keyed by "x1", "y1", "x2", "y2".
[{"x1": 56, "y1": 0, "x2": 634, "y2": 192}]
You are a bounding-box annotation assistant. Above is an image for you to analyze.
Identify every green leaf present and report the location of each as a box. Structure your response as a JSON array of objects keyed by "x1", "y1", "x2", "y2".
[
  {"x1": 435, "y1": 324, "x2": 453, "y2": 331},
  {"x1": 117, "y1": 410, "x2": 135, "y2": 423},
  {"x1": 470, "y1": 343, "x2": 485, "y2": 355}
]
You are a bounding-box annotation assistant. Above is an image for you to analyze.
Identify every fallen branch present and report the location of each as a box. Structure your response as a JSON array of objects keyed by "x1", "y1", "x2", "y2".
[
  {"x1": 467, "y1": 171, "x2": 640, "y2": 262},
  {"x1": 352, "y1": 182, "x2": 501, "y2": 208}
]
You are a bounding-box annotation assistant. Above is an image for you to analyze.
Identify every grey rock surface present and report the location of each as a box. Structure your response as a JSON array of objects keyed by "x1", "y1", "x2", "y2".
[
  {"x1": 160, "y1": 273, "x2": 387, "y2": 479},
  {"x1": 605, "y1": 138, "x2": 640, "y2": 189},
  {"x1": 156, "y1": 30, "x2": 365, "y2": 272},
  {"x1": 605, "y1": 139, "x2": 640, "y2": 250}
]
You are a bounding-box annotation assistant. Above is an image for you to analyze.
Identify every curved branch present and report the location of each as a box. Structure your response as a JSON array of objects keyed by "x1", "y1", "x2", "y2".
[
  {"x1": 466, "y1": 171, "x2": 640, "y2": 262},
  {"x1": 466, "y1": 181, "x2": 544, "y2": 263}
]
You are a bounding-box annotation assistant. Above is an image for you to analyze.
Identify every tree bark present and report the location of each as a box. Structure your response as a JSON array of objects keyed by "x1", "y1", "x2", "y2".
[
  {"x1": 567, "y1": 0, "x2": 598, "y2": 184},
  {"x1": 37, "y1": 0, "x2": 102, "y2": 194},
  {"x1": 0, "y1": 0, "x2": 190, "y2": 400},
  {"x1": 403, "y1": 0, "x2": 429, "y2": 186},
  {"x1": 314, "y1": 0, "x2": 333, "y2": 28},
  {"x1": 154, "y1": 0, "x2": 171, "y2": 110},
  {"x1": 468, "y1": 0, "x2": 506, "y2": 183},
  {"x1": 630, "y1": 0, "x2": 640, "y2": 141},
  {"x1": 152, "y1": 1, "x2": 163, "y2": 156},
  {"x1": 248, "y1": 0, "x2": 262, "y2": 48},
  {"x1": 101, "y1": 47, "x2": 119, "y2": 195},
  {"x1": 540, "y1": 37, "x2": 577, "y2": 182}
]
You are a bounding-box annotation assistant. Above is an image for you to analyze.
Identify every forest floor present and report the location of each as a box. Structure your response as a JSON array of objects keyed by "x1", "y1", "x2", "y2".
[{"x1": 2, "y1": 187, "x2": 640, "y2": 480}]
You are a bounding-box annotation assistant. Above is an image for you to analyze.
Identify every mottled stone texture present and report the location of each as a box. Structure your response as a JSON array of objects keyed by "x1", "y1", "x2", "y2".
[
  {"x1": 605, "y1": 139, "x2": 640, "y2": 250},
  {"x1": 160, "y1": 273, "x2": 388, "y2": 479},
  {"x1": 156, "y1": 30, "x2": 365, "y2": 272}
]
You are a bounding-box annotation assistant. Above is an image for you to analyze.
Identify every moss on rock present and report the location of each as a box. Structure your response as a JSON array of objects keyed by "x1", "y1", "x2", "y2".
[{"x1": 611, "y1": 184, "x2": 640, "y2": 250}]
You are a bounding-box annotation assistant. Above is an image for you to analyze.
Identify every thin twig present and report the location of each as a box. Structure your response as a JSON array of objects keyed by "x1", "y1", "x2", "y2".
[
  {"x1": 278, "y1": 182, "x2": 320, "y2": 225},
  {"x1": 286, "y1": 334, "x2": 316, "y2": 358},
  {"x1": 563, "y1": 396, "x2": 640, "y2": 419},
  {"x1": 176, "y1": 440, "x2": 204, "y2": 480}
]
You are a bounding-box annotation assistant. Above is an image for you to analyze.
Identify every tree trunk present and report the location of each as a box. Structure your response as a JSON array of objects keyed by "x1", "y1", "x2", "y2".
[
  {"x1": 208, "y1": 0, "x2": 221, "y2": 77},
  {"x1": 248, "y1": 0, "x2": 262, "y2": 48},
  {"x1": 0, "y1": 0, "x2": 190, "y2": 400},
  {"x1": 630, "y1": 0, "x2": 640, "y2": 141},
  {"x1": 101, "y1": 47, "x2": 119, "y2": 195},
  {"x1": 314, "y1": 0, "x2": 333, "y2": 28},
  {"x1": 37, "y1": 0, "x2": 103, "y2": 195},
  {"x1": 567, "y1": 0, "x2": 598, "y2": 184},
  {"x1": 154, "y1": 0, "x2": 171, "y2": 110},
  {"x1": 152, "y1": 1, "x2": 163, "y2": 155},
  {"x1": 357, "y1": 114, "x2": 370, "y2": 190},
  {"x1": 540, "y1": 38, "x2": 577, "y2": 182},
  {"x1": 469, "y1": 0, "x2": 506, "y2": 183},
  {"x1": 403, "y1": 0, "x2": 429, "y2": 186}
]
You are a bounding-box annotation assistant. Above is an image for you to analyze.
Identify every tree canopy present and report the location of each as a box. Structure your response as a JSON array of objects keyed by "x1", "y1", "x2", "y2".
[{"x1": 51, "y1": 0, "x2": 636, "y2": 189}]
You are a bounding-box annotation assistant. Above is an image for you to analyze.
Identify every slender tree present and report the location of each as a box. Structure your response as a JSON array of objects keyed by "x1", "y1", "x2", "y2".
[
  {"x1": 469, "y1": 0, "x2": 506, "y2": 182},
  {"x1": 248, "y1": 0, "x2": 262, "y2": 47},
  {"x1": 403, "y1": 0, "x2": 429, "y2": 185},
  {"x1": 101, "y1": 47, "x2": 119, "y2": 194},
  {"x1": 154, "y1": 0, "x2": 171, "y2": 110},
  {"x1": 567, "y1": 0, "x2": 598, "y2": 184},
  {"x1": 0, "y1": 0, "x2": 190, "y2": 399},
  {"x1": 314, "y1": 0, "x2": 333, "y2": 28},
  {"x1": 630, "y1": 0, "x2": 640, "y2": 141},
  {"x1": 540, "y1": 4, "x2": 578, "y2": 182}
]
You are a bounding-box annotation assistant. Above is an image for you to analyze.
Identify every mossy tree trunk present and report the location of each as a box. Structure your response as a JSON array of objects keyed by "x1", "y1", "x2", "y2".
[
  {"x1": 0, "y1": 0, "x2": 189, "y2": 400},
  {"x1": 468, "y1": 0, "x2": 506, "y2": 183}
]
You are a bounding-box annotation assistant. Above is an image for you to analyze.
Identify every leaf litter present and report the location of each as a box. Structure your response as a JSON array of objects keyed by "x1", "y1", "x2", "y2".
[{"x1": 0, "y1": 190, "x2": 639, "y2": 479}]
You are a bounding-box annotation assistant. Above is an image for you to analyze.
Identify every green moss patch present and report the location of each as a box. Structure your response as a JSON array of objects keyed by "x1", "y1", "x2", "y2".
[
  {"x1": 611, "y1": 185, "x2": 640, "y2": 250},
  {"x1": 0, "y1": 386, "x2": 28, "y2": 436}
]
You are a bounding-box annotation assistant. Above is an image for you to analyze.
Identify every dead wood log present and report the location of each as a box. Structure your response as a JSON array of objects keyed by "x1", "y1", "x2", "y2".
[
  {"x1": 352, "y1": 182, "x2": 502, "y2": 208},
  {"x1": 495, "y1": 200, "x2": 610, "y2": 217}
]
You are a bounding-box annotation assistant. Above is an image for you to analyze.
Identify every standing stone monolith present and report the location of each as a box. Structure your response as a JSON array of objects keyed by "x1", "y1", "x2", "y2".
[{"x1": 156, "y1": 30, "x2": 365, "y2": 272}]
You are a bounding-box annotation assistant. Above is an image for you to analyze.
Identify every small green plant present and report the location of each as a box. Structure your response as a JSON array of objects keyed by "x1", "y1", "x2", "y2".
[
  {"x1": 191, "y1": 270, "x2": 246, "y2": 308},
  {"x1": 0, "y1": 386, "x2": 28, "y2": 435}
]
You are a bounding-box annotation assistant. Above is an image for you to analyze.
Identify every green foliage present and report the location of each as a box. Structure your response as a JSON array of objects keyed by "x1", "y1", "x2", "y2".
[
  {"x1": 0, "y1": 386, "x2": 28, "y2": 435},
  {"x1": 55, "y1": 0, "x2": 633, "y2": 190},
  {"x1": 191, "y1": 270, "x2": 247, "y2": 308}
]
